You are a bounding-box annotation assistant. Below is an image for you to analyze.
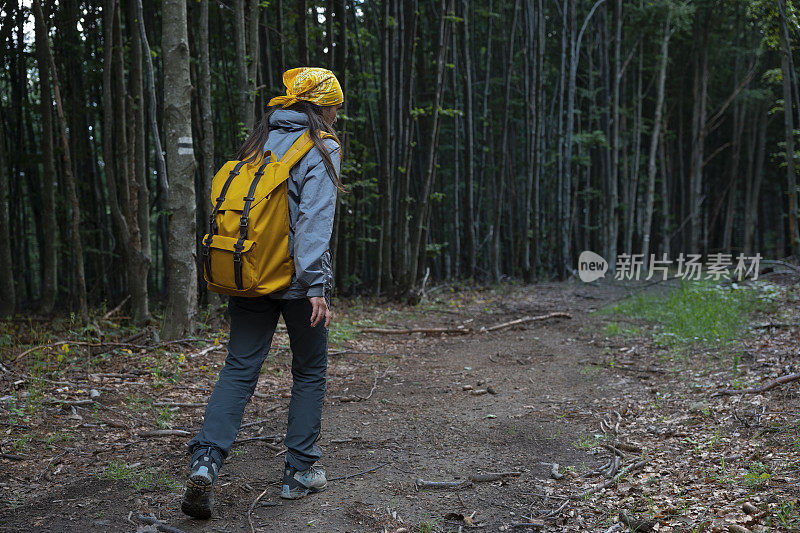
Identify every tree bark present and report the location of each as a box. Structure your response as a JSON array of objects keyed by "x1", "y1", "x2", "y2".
[
  {"x1": 607, "y1": 0, "x2": 621, "y2": 272},
  {"x1": 0, "y1": 105, "x2": 13, "y2": 317},
  {"x1": 34, "y1": 0, "x2": 58, "y2": 314},
  {"x1": 34, "y1": 0, "x2": 88, "y2": 321},
  {"x1": 460, "y1": 0, "x2": 476, "y2": 280},
  {"x1": 378, "y1": 0, "x2": 394, "y2": 294},
  {"x1": 492, "y1": 0, "x2": 521, "y2": 282},
  {"x1": 234, "y1": 0, "x2": 249, "y2": 133},
  {"x1": 126, "y1": 0, "x2": 152, "y2": 324},
  {"x1": 689, "y1": 8, "x2": 710, "y2": 254},
  {"x1": 744, "y1": 107, "x2": 768, "y2": 256},
  {"x1": 162, "y1": 0, "x2": 198, "y2": 338},
  {"x1": 198, "y1": 0, "x2": 220, "y2": 309},
  {"x1": 641, "y1": 9, "x2": 670, "y2": 268},
  {"x1": 246, "y1": 0, "x2": 260, "y2": 130},
  {"x1": 778, "y1": 0, "x2": 799, "y2": 257},
  {"x1": 409, "y1": 0, "x2": 453, "y2": 292},
  {"x1": 296, "y1": 0, "x2": 309, "y2": 65}
]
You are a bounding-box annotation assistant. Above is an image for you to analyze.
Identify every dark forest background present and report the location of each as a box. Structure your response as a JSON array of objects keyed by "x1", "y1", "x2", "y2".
[{"x1": 0, "y1": 0, "x2": 798, "y2": 337}]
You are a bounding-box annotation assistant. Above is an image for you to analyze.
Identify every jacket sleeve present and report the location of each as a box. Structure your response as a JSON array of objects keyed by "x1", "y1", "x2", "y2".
[{"x1": 294, "y1": 138, "x2": 340, "y2": 297}]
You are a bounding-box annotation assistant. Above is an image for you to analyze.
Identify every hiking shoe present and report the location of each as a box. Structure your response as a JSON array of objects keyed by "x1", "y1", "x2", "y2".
[
  {"x1": 280, "y1": 463, "x2": 327, "y2": 499},
  {"x1": 181, "y1": 447, "x2": 220, "y2": 519}
]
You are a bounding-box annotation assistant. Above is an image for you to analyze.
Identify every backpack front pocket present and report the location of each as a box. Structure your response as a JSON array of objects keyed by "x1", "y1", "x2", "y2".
[{"x1": 201, "y1": 234, "x2": 257, "y2": 292}]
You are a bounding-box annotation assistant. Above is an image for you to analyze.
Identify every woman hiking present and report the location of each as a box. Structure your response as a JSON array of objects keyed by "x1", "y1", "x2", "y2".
[{"x1": 181, "y1": 67, "x2": 344, "y2": 519}]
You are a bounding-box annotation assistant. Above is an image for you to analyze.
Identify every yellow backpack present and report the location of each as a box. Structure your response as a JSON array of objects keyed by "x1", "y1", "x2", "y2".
[{"x1": 202, "y1": 131, "x2": 337, "y2": 297}]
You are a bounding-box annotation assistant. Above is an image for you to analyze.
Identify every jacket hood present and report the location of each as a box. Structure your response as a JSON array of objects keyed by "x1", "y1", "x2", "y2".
[{"x1": 269, "y1": 109, "x2": 309, "y2": 131}]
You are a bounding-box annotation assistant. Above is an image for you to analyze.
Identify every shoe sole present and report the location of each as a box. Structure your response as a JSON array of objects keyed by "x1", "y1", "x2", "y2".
[
  {"x1": 280, "y1": 483, "x2": 327, "y2": 500},
  {"x1": 181, "y1": 475, "x2": 214, "y2": 519}
]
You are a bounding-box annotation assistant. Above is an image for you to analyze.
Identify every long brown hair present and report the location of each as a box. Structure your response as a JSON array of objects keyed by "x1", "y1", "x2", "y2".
[{"x1": 237, "y1": 101, "x2": 345, "y2": 192}]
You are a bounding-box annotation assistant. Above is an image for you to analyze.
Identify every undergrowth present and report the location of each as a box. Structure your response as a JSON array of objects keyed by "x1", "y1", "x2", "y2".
[{"x1": 601, "y1": 281, "x2": 778, "y2": 347}]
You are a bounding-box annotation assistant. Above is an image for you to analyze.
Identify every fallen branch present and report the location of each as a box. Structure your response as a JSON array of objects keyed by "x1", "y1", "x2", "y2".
[
  {"x1": 248, "y1": 488, "x2": 269, "y2": 533},
  {"x1": 361, "y1": 326, "x2": 471, "y2": 335},
  {"x1": 714, "y1": 373, "x2": 800, "y2": 396},
  {"x1": 328, "y1": 462, "x2": 390, "y2": 482},
  {"x1": 136, "y1": 512, "x2": 189, "y2": 533},
  {"x1": 190, "y1": 344, "x2": 226, "y2": 359},
  {"x1": 510, "y1": 521, "x2": 545, "y2": 529},
  {"x1": 1, "y1": 453, "x2": 26, "y2": 461},
  {"x1": 102, "y1": 295, "x2": 130, "y2": 320},
  {"x1": 415, "y1": 478, "x2": 472, "y2": 490},
  {"x1": 469, "y1": 471, "x2": 522, "y2": 482},
  {"x1": 138, "y1": 429, "x2": 191, "y2": 438},
  {"x1": 234, "y1": 436, "x2": 283, "y2": 451},
  {"x1": 481, "y1": 312, "x2": 572, "y2": 333},
  {"x1": 152, "y1": 402, "x2": 206, "y2": 408},
  {"x1": 570, "y1": 458, "x2": 649, "y2": 500}
]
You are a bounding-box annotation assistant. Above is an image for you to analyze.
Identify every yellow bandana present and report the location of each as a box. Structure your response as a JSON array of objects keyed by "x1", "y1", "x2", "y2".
[{"x1": 268, "y1": 67, "x2": 344, "y2": 109}]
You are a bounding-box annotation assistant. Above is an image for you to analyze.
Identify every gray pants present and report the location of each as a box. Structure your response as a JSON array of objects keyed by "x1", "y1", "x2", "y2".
[{"x1": 188, "y1": 296, "x2": 328, "y2": 471}]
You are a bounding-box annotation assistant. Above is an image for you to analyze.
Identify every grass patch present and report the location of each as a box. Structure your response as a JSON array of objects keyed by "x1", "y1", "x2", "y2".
[
  {"x1": 602, "y1": 281, "x2": 773, "y2": 347},
  {"x1": 102, "y1": 460, "x2": 181, "y2": 492}
]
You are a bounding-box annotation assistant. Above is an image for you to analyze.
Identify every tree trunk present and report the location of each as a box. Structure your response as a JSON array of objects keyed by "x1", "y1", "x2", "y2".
[
  {"x1": 234, "y1": 0, "x2": 248, "y2": 134},
  {"x1": 378, "y1": 0, "x2": 394, "y2": 294},
  {"x1": 607, "y1": 0, "x2": 621, "y2": 272},
  {"x1": 246, "y1": 0, "x2": 260, "y2": 131},
  {"x1": 744, "y1": 107, "x2": 768, "y2": 256},
  {"x1": 408, "y1": 0, "x2": 453, "y2": 292},
  {"x1": 34, "y1": 0, "x2": 58, "y2": 313},
  {"x1": 162, "y1": 0, "x2": 198, "y2": 339},
  {"x1": 136, "y1": 0, "x2": 168, "y2": 204},
  {"x1": 198, "y1": 0, "x2": 220, "y2": 309},
  {"x1": 778, "y1": 0, "x2": 799, "y2": 257},
  {"x1": 460, "y1": 0, "x2": 476, "y2": 280},
  {"x1": 0, "y1": 105, "x2": 13, "y2": 317},
  {"x1": 126, "y1": 0, "x2": 152, "y2": 324},
  {"x1": 34, "y1": 0, "x2": 88, "y2": 321},
  {"x1": 689, "y1": 9, "x2": 710, "y2": 254},
  {"x1": 641, "y1": 9, "x2": 670, "y2": 268},
  {"x1": 492, "y1": 0, "x2": 520, "y2": 282},
  {"x1": 296, "y1": 0, "x2": 309, "y2": 65}
]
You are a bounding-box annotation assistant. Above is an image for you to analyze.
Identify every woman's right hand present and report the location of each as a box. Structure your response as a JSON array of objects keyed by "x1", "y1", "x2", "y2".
[{"x1": 308, "y1": 296, "x2": 331, "y2": 328}]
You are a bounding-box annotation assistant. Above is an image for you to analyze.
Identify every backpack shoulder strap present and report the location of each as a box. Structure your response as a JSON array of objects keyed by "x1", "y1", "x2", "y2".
[{"x1": 279, "y1": 131, "x2": 341, "y2": 169}]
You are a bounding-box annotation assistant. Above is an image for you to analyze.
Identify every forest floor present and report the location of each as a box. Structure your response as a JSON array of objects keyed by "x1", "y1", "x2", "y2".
[{"x1": 1, "y1": 277, "x2": 799, "y2": 532}]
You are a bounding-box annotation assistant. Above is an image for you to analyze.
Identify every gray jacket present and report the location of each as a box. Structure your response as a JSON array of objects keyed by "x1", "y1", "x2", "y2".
[{"x1": 262, "y1": 109, "x2": 340, "y2": 299}]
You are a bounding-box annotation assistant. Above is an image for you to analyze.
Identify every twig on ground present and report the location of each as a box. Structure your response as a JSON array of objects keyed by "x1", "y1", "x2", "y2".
[
  {"x1": 481, "y1": 312, "x2": 572, "y2": 333},
  {"x1": 248, "y1": 488, "x2": 269, "y2": 533},
  {"x1": 328, "y1": 462, "x2": 390, "y2": 482},
  {"x1": 152, "y1": 401, "x2": 205, "y2": 408},
  {"x1": 714, "y1": 373, "x2": 800, "y2": 396},
  {"x1": 102, "y1": 295, "x2": 130, "y2": 320},
  {"x1": 468, "y1": 471, "x2": 522, "y2": 482},
  {"x1": 361, "y1": 326, "x2": 471, "y2": 335},
  {"x1": 234, "y1": 436, "x2": 283, "y2": 451},
  {"x1": 138, "y1": 429, "x2": 191, "y2": 438},
  {"x1": 190, "y1": 344, "x2": 225, "y2": 359},
  {"x1": 136, "y1": 512, "x2": 189, "y2": 533},
  {"x1": 415, "y1": 478, "x2": 472, "y2": 490},
  {"x1": 570, "y1": 458, "x2": 649, "y2": 500}
]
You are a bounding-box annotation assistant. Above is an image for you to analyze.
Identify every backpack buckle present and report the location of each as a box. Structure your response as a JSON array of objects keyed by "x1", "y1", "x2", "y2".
[
  {"x1": 233, "y1": 251, "x2": 242, "y2": 263},
  {"x1": 239, "y1": 217, "x2": 249, "y2": 228}
]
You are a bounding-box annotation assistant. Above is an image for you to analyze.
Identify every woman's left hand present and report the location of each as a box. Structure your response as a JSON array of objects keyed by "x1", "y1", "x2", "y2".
[{"x1": 308, "y1": 296, "x2": 331, "y2": 328}]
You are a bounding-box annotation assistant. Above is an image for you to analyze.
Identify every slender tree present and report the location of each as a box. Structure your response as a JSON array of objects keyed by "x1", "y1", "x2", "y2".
[
  {"x1": 34, "y1": 0, "x2": 58, "y2": 313},
  {"x1": 162, "y1": 0, "x2": 198, "y2": 338},
  {"x1": 0, "y1": 105, "x2": 13, "y2": 317},
  {"x1": 642, "y1": 6, "x2": 671, "y2": 268}
]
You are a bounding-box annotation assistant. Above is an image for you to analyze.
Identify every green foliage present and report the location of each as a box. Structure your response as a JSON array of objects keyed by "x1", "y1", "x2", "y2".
[
  {"x1": 101, "y1": 461, "x2": 181, "y2": 492},
  {"x1": 603, "y1": 281, "x2": 771, "y2": 346}
]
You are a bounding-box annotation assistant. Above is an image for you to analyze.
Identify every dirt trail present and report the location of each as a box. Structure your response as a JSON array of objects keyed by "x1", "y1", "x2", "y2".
[{"x1": 2, "y1": 281, "x2": 648, "y2": 532}]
